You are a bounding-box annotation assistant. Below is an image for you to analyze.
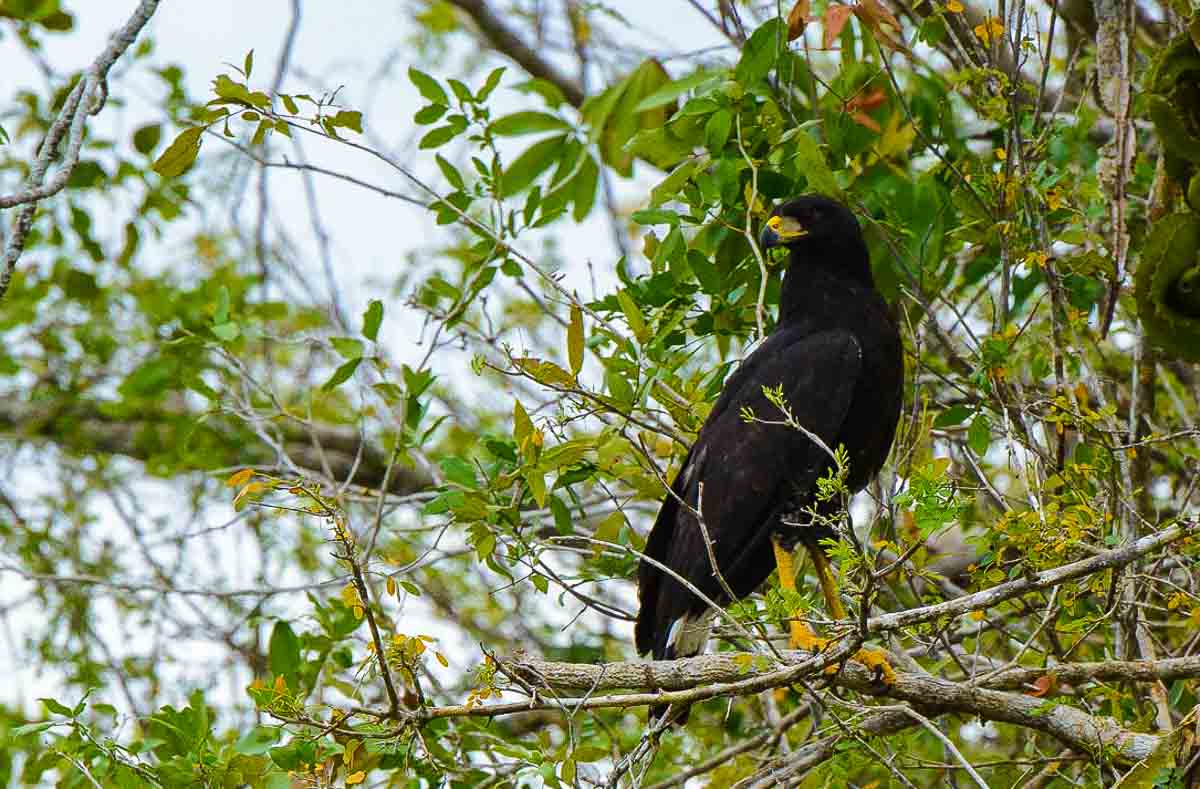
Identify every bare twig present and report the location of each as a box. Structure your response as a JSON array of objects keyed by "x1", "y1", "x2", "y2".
[{"x1": 1, "y1": 0, "x2": 163, "y2": 300}]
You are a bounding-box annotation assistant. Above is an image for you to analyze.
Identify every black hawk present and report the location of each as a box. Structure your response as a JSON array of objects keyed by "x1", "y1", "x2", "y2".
[{"x1": 635, "y1": 195, "x2": 904, "y2": 707}]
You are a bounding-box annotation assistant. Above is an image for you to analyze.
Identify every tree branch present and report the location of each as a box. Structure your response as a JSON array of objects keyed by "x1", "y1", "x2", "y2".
[
  {"x1": 1, "y1": 0, "x2": 163, "y2": 300},
  {"x1": 507, "y1": 651, "x2": 1167, "y2": 766},
  {"x1": 446, "y1": 0, "x2": 586, "y2": 107},
  {"x1": 866, "y1": 520, "x2": 1193, "y2": 634},
  {"x1": 0, "y1": 398, "x2": 432, "y2": 495}
]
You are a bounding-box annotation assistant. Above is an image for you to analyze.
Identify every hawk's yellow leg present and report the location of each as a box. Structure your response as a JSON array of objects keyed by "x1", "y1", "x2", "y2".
[
  {"x1": 773, "y1": 538, "x2": 895, "y2": 684},
  {"x1": 771, "y1": 538, "x2": 827, "y2": 651}
]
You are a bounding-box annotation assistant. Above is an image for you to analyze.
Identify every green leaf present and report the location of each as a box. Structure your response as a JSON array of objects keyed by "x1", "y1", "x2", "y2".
[
  {"x1": 152, "y1": 126, "x2": 203, "y2": 177},
  {"x1": 331, "y1": 110, "x2": 363, "y2": 133},
  {"x1": 132, "y1": 123, "x2": 161, "y2": 155},
  {"x1": 420, "y1": 124, "x2": 461, "y2": 149},
  {"x1": 514, "y1": 400, "x2": 535, "y2": 451},
  {"x1": 403, "y1": 364, "x2": 436, "y2": 397},
  {"x1": 322, "y1": 357, "x2": 362, "y2": 390},
  {"x1": 584, "y1": 59, "x2": 673, "y2": 176},
  {"x1": 491, "y1": 111, "x2": 569, "y2": 136},
  {"x1": 571, "y1": 154, "x2": 599, "y2": 220},
  {"x1": 409, "y1": 67, "x2": 448, "y2": 105},
  {"x1": 39, "y1": 697, "x2": 74, "y2": 717},
  {"x1": 414, "y1": 103, "x2": 448, "y2": 124},
  {"x1": 475, "y1": 530, "x2": 496, "y2": 560},
  {"x1": 568, "y1": 304, "x2": 584, "y2": 376},
  {"x1": 281, "y1": 94, "x2": 299, "y2": 114},
  {"x1": 525, "y1": 469, "x2": 547, "y2": 507},
  {"x1": 934, "y1": 404, "x2": 972, "y2": 428},
  {"x1": 705, "y1": 108, "x2": 732, "y2": 152},
  {"x1": 968, "y1": 414, "x2": 991, "y2": 455},
  {"x1": 792, "y1": 130, "x2": 840, "y2": 197},
  {"x1": 214, "y1": 285, "x2": 231, "y2": 324},
  {"x1": 331, "y1": 337, "x2": 364, "y2": 359},
  {"x1": 440, "y1": 456, "x2": 479, "y2": 489},
  {"x1": 618, "y1": 289, "x2": 649, "y2": 341},
  {"x1": 362, "y1": 299, "x2": 383, "y2": 341},
  {"x1": 631, "y1": 208, "x2": 680, "y2": 226},
  {"x1": 448, "y1": 78, "x2": 473, "y2": 103},
  {"x1": 550, "y1": 494, "x2": 572, "y2": 534},
  {"x1": 243, "y1": 49, "x2": 254, "y2": 78},
  {"x1": 633, "y1": 68, "x2": 721, "y2": 112},
  {"x1": 650, "y1": 157, "x2": 704, "y2": 206},
  {"x1": 212, "y1": 322, "x2": 240, "y2": 342},
  {"x1": 478, "y1": 66, "x2": 506, "y2": 101},
  {"x1": 373, "y1": 382, "x2": 404, "y2": 404},
  {"x1": 268, "y1": 621, "x2": 301, "y2": 679},
  {"x1": 592, "y1": 511, "x2": 625, "y2": 555},
  {"x1": 235, "y1": 726, "x2": 281, "y2": 756},
  {"x1": 500, "y1": 135, "x2": 566, "y2": 197},
  {"x1": 736, "y1": 19, "x2": 784, "y2": 85}
]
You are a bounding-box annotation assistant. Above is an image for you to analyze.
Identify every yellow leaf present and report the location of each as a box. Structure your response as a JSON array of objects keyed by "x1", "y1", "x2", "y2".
[
  {"x1": 568, "y1": 304, "x2": 584, "y2": 376},
  {"x1": 226, "y1": 468, "x2": 255, "y2": 487},
  {"x1": 343, "y1": 739, "x2": 360, "y2": 766},
  {"x1": 946, "y1": 0, "x2": 963, "y2": 11},
  {"x1": 341, "y1": 583, "x2": 362, "y2": 610},
  {"x1": 970, "y1": 610, "x2": 985, "y2": 621},
  {"x1": 874, "y1": 111, "x2": 916, "y2": 159},
  {"x1": 346, "y1": 771, "x2": 366, "y2": 785},
  {"x1": 386, "y1": 576, "x2": 397, "y2": 597},
  {"x1": 974, "y1": 17, "x2": 1004, "y2": 43},
  {"x1": 233, "y1": 481, "x2": 267, "y2": 510},
  {"x1": 525, "y1": 469, "x2": 547, "y2": 508},
  {"x1": 436, "y1": 651, "x2": 449, "y2": 667},
  {"x1": 514, "y1": 356, "x2": 575, "y2": 388},
  {"x1": 617, "y1": 290, "x2": 648, "y2": 341},
  {"x1": 592, "y1": 511, "x2": 626, "y2": 556}
]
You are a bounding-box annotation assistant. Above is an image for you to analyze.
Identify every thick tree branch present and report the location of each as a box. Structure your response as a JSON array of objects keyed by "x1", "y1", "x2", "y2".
[
  {"x1": 507, "y1": 651, "x2": 1167, "y2": 766},
  {"x1": 446, "y1": 0, "x2": 586, "y2": 107},
  {"x1": 0, "y1": 399, "x2": 432, "y2": 495},
  {"x1": 506, "y1": 651, "x2": 1200, "y2": 696}
]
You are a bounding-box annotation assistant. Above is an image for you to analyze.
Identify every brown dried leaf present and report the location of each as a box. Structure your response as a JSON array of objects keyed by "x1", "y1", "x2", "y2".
[
  {"x1": 852, "y1": 0, "x2": 911, "y2": 53},
  {"x1": 823, "y1": 4, "x2": 854, "y2": 49},
  {"x1": 787, "y1": 0, "x2": 812, "y2": 40},
  {"x1": 1028, "y1": 674, "x2": 1057, "y2": 697},
  {"x1": 856, "y1": 0, "x2": 902, "y2": 31},
  {"x1": 847, "y1": 88, "x2": 888, "y2": 113},
  {"x1": 851, "y1": 112, "x2": 882, "y2": 133}
]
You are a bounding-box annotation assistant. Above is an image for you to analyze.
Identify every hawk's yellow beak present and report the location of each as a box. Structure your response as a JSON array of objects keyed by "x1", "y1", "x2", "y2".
[{"x1": 760, "y1": 215, "x2": 809, "y2": 249}]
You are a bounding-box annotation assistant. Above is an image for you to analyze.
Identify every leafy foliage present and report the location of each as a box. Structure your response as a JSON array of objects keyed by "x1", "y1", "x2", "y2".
[{"x1": 2, "y1": 1, "x2": 1200, "y2": 787}]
